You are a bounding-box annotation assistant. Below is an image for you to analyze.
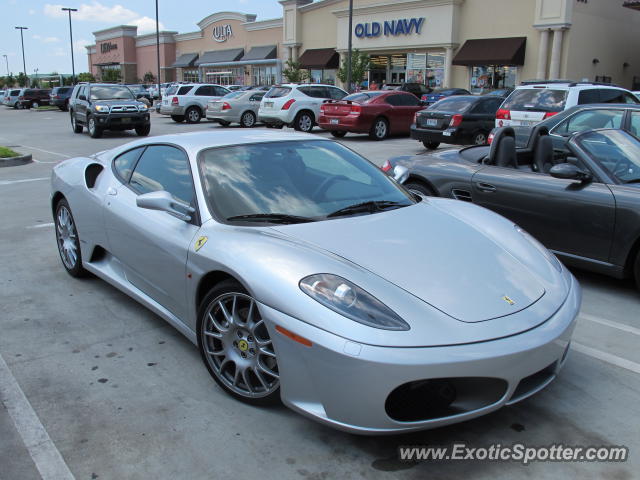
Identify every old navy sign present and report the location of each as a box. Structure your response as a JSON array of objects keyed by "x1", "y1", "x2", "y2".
[{"x1": 354, "y1": 18, "x2": 425, "y2": 38}]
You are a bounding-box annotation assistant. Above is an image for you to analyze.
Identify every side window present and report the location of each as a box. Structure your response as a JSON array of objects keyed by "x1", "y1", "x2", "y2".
[
  {"x1": 599, "y1": 89, "x2": 629, "y2": 104},
  {"x1": 401, "y1": 94, "x2": 420, "y2": 106},
  {"x1": 578, "y1": 89, "x2": 600, "y2": 105},
  {"x1": 328, "y1": 87, "x2": 347, "y2": 100},
  {"x1": 177, "y1": 86, "x2": 193, "y2": 95},
  {"x1": 249, "y1": 93, "x2": 265, "y2": 102},
  {"x1": 214, "y1": 86, "x2": 228, "y2": 96},
  {"x1": 195, "y1": 86, "x2": 214, "y2": 96},
  {"x1": 622, "y1": 92, "x2": 640, "y2": 104},
  {"x1": 630, "y1": 112, "x2": 640, "y2": 138},
  {"x1": 470, "y1": 100, "x2": 489, "y2": 114},
  {"x1": 129, "y1": 146, "x2": 194, "y2": 204},
  {"x1": 553, "y1": 109, "x2": 624, "y2": 135},
  {"x1": 385, "y1": 94, "x2": 404, "y2": 106},
  {"x1": 113, "y1": 147, "x2": 145, "y2": 182}
]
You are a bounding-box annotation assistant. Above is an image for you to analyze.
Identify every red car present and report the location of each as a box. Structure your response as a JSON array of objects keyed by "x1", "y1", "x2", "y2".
[{"x1": 319, "y1": 91, "x2": 425, "y2": 140}]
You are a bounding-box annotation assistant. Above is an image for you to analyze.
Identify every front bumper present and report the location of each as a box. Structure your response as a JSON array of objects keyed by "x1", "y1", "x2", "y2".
[
  {"x1": 411, "y1": 124, "x2": 463, "y2": 144},
  {"x1": 160, "y1": 105, "x2": 185, "y2": 116},
  {"x1": 93, "y1": 112, "x2": 150, "y2": 128},
  {"x1": 262, "y1": 273, "x2": 580, "y2": 434}
]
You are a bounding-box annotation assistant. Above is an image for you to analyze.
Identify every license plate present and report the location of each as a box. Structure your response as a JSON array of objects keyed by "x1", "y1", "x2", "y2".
[
  {"x1": 426, "y1": 119, "x2": 438, "y2": 126},
  {"x1": 264, "y1": 101, "x2": 274, "y2": 108},
  {"x1": 518, "y1": 120, "x2": 535, "y2": 126},
  {"x1": 121, "y1": 118, "x2": 131, "y2": 124},
  {"x1": 443, "y1": 131, "x2": 451, "y2": 136},
  {"x1": 330, "y1": 118, "x2": 339, "y2": 125}
]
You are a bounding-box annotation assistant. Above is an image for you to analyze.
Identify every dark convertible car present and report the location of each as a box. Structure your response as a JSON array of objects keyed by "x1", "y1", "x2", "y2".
[{"x1": 384, "y1": 127, "x2": 640, "y2": 289}]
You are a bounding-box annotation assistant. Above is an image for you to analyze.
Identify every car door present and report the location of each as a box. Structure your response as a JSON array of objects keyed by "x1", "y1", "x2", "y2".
[
  {"x1": 628, "y1": 110, "x2": 640, "y2": 138},
  {"x1": 76, "y1": 86, "x2": 89, "y2": 124},
  {"x1": 104, "y1": 144, "x2": 200, "y2": 320},
  {"x1": 470, "y1": 159, "x2": 615, "y2": 262},
  {"x1": 193, "y1": 85, "x2": 215, "y2": 109},
  {"x1": 385, "y1": 94, "x2": 421, "y2": 133}
]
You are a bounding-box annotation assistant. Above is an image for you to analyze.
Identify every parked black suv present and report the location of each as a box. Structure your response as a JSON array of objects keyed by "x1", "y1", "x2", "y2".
[
  {"x1": 69, "y1": 83, "x2": 151, "y2": 138},
  {"x1": 50, "y1": 86, "x2": 73, "y2": 111},
  {"x1": 17, "y1": 88, "x2": 51, "y2": 109}
]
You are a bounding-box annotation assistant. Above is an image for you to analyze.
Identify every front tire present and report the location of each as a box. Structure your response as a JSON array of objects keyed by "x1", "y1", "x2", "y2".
[
  {"x1": 405, "y1": 181, "x2": 436, "y2": 197},
  {"x1": 330, "y1": 131, "x2": 347, "y2": 138},
  {"x1": 70, "y1": 112, "x2": 83, "y2": 133},
  {"x1": 171, "y1": 115, "x2": 185, "y2": 123},
  {"x1": 32, "y1": 101, "x2": 40, "y2": 109},
  {"x1": 87, "y1": 115, "x2": 102, "y2": 138},
  {"x1": 197, "y1": 280, "x2": 280, "y2": 406},
  {"x1": 423, "y1": 141, "x2": 440, "y2": 150},
  {"x1": 55, "y1": 199, "x2": 88, "y2": 278},
  {"x1": 293, "y1": 111, "x2": 314, "y2": 133},
  {"x1": 369, "y1": 117, "x2": 389, "y2": 140},
  {"x1": 185, "y1": 106, "x2": 202, "y2": 124},
  {"x1": 135, "y1": 124, "x2": 151, "y2": 136},
  {"x1": 240, "y1": 111, "x2": 256, "y2": 128}
]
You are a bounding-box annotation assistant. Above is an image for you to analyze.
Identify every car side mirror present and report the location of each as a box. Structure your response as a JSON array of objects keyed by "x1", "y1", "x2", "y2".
[
  {"x1": 549, "y1": 163, "x2": 592, "y2": 183},
  {"x1": 136, "y1": 191, "x2": 195, "y2": 222},
  {"x1": 79, "y1": 95, "x2": 86, "y2": 101},
  {"x1": 136, "y1": 93, "x2": 145, "y2": 99},
  {"x1": 392, "y1": 165, "x2": 410, "y2": 184}
]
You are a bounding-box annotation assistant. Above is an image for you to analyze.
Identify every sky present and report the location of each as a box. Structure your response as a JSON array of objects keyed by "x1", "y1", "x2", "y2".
[{"x1": 0, "y1": 0, "x2": 289, "y2": 76}]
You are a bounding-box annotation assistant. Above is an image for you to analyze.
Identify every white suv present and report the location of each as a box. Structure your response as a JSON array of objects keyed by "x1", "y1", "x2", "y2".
[
  {"x1": 496, "y1": 82, "x2": 640, "y2": 128},
  {"x1": 159, "y1": 83, "x2": 229, "y2": 123},
  {"x1": 258, "y1": 84, "x2": 347, "y2": 132}
]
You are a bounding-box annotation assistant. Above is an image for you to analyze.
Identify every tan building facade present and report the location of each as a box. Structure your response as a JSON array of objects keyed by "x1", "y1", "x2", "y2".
[{"x1": 87, "y1": 0, "x2": 640, "y2": 90}]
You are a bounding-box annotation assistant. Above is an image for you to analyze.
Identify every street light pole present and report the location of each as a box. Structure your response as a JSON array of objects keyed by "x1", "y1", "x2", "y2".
[
  {"x1": 2, "y1": 55, "x2": 8, "y2": 76},
  {"x1": 61, "y1": 7, "x2": 78, "y2": 85},
  {"x1": 155, "y1": 0, "x2": 161, "y2": 101},
  {"x1": 346, "y1": 0, "x2": 353, "y2": 93},
  {"x1": 34, "y1": 68, "x2": 38, "y2": 87},
  {"x1": 15, "y1": 26, "x2": 28, "y2": 87}
]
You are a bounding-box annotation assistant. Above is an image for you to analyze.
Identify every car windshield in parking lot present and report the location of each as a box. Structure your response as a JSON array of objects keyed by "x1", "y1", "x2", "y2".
[
  {"x1": 198, "y1": 140, "x2": 414, "y2": 223},
  {"x1": 90, "y1": 86, "x2": 134, "y2": 101},
  {"x1": 502, "y1": 88, "x2": 568, "y2": 112},
  {"x1": 578, "y1": 130, "x2": 640, "y2": 184},
  {"x1": 429, "y1": 97, "x2": 474, "y2": 112}
]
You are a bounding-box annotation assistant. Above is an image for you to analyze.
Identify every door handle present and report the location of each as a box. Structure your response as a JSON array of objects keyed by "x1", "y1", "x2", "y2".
[
  {"x1": 107, "y1": 187, "x2": 118, "y2": 196},
  {"x1": 475, "y1": 182, "x2": 497, "y2": 193}
]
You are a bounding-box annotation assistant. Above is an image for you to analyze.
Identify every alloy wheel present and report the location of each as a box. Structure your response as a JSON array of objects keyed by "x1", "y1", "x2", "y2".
[
  {"x1": 298, "y1": 114, "x2": 313, "y2": 132},
  {"x1": 88, "y1": 117, "x2": 95, "y2": 135},
  {"x1": 474, "y1": 133, "x2": 487, "y2": 145},
  {"x1": 32, "y1": 101, "x2": 40, "y2": 109},
  {"x1": 375, "y1": 120, "x2": 387, "y2": 139},
  {"x1": 56, "y1": 205, "x2": 78, "y2": 270},
  {"x1": 242, "y1": 111, "x2": 256, "y2": 127},
  {"x1": 201, "y1": 293, "x2": 279, "y2": 398}
]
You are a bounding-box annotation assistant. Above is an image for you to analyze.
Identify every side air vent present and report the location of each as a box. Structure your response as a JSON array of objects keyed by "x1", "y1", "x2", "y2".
[
  {"x1": 85, "y1": 163, "x2": 104, "y2": 189},
  {"x1": 451, "y1": 189, "x2": 472, "y2": 202}
]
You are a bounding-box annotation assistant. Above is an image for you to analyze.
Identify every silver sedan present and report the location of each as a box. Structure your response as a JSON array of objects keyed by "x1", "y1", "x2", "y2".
[
  {"x1": 51, "y1": 130, "x2": 580, "y2": 434},
  {"x1": 206, "y1": 90, "x2": 265, "y2": 127}
]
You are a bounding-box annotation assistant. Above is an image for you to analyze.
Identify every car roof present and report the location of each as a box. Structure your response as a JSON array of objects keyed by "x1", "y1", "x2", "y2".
[
  {"x1": 110, "y1": 130, "x2": 330, "y2": 158},
  {"x1": 515, "y1": 83, "x2": 628, "y2": 91}
]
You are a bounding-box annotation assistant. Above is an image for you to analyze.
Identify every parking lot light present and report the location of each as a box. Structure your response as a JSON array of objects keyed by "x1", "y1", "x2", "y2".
[
  {"x1": 15, "y1": 26, "x2": 28, "y2": 87},
  {"x1": 61, "y1": 8, "x2": 78, "y2": 85}
]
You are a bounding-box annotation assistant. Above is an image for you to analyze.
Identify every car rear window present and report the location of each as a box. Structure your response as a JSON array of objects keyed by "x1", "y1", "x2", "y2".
[
  {"x1": 429, "y1": 97, "x2": 474, "y2": 113},
  {"x1": 177, "y1": 86, "x2": 193, "y2": 95},
  {"x1": 502, "y1": 88, "x2": 568, "y2": 112},
  {"x1": 265, "y1": 87, "x2": 292, "y2": 98},
  {"x1": 344, "y1": 92, "x2": 385, "y2": 103},
  {"x1": 223, "y1": 91, "x2": 246, "y2": 99}
]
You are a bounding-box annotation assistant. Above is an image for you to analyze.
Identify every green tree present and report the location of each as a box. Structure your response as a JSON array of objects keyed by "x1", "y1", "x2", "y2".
[
  {"x1": 143, "y1": 71, "x2": 156, "y2": 83},
  {"x1": 63, "y1": 76, "x2": 74, "y2": 86},
  {"x1": 77, "y1": 72, "x2": 96, "y2": 83},
  {"x1": 101, "y1": 69, "x2": 121, "y2": 83},
  {"x1": 6, "y1": 74, "x2": 15, "y2": 87},
  {"x1": 282, "y1": 59, "x2": 309, "y2": 83},
  {"x1": 337, "y1": 49, "x2": 370, "y2": 89},
  {"x1": 17, "y1": 72, "x2": 28, "y2": 87}
]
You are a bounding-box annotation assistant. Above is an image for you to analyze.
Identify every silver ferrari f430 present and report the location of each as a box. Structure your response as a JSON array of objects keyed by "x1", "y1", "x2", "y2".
[{"x1": 51, "y1": 130, "x2": 580, "y2": 434}]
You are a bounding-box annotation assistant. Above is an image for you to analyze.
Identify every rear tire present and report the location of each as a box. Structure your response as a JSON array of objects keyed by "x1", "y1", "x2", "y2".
[
  {"x1": 240, "y1": 111, "x2": 256, "y2": 128},
  {"x1": 634, "y1": 252, "x2": 640, "y2": 292},
  {"x1": 31, "y1": 101, "x2": 40, "y2": 109},
  {"x1": 171, "y1": 115, "x2": 185, "y2": 122},
  {"x1": 185, "y1": 106, "x2": 202, "y2": 124},
  {"x1": 472, "y1": 131, "x2": 488, "y2": 145},
  {"x1": 217, "y1": 120, "x2": 231, "y2": 127},
  {"x1": 369, "y1": 117, "x2": 388, "y2": 140},
  {"x1": 293, "y1": 111, "x2": 314, "y2": 133},
  {"x1": 422, "y1": 141, "x2": 440, "y2": 150},
  {"x1": 405, "y1": 182, "x2": 436, "y2": 197},
  {"x1": 54, "y1": 199, "x2": 89, "y2": 278},
  {"x1": 87, "y1": 115, "x2": 103, "y2": 138},
  {"x1": 330, "y1": 131, "x2": 347, "y2": 138},
  {"x1": 135, "y1": 124, "x2": 151, "y2": 136}
]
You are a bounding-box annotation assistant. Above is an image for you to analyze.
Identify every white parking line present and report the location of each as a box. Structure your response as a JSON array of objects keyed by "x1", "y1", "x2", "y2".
[
  {"x1": 580, "y1": 313, "x2": 640, "y2": 336},
  {"x1": 572, "y1": 342, "x2": 640, "y2": 375},
  {"x1": 0, "y1": 177, "x2": 49, "y2": 186},
  {"x1": 0, "y1": 353, "x2": 75, "y2": 480},
  {"x1": 26, "y1": 222, "x2": 54, "y2": 229}
]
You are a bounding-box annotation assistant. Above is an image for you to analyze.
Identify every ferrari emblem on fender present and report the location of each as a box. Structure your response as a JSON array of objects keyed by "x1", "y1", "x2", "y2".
[
  {"x1": 502, "y1": 295, "x2": 515, "y2": 306},
  {"x1": 195, "y1": 236, "x2": 208, "y2": 252}
]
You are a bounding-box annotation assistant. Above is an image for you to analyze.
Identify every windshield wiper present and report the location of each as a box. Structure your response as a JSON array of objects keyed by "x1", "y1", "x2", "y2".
[
  {"x1": 327, "y1": 200, "x2": 408, "y2": 218},
  {"x1": 226, "y1": 213, "x2": 316, "y2": 224}
]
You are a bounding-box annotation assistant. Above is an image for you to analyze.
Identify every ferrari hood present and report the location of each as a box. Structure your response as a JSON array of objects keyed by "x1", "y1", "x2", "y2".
[{"x1": 272, "y1": 202, "x2": 545, "y2": 323}]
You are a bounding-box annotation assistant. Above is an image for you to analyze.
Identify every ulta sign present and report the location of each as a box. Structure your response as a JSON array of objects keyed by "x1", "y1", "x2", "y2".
[{"x1": 354, "y1": 18, "x2": 425, "y2": 38}]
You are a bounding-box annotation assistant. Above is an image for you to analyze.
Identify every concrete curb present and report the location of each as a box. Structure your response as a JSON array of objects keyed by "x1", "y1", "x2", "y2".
[{"x1": 0, "y1": 154, "x2": 33, "y2": 167}]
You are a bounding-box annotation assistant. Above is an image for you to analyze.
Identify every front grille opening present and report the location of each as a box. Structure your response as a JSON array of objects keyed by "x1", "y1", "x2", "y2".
[
  {"x1": 510, "y1": 362, "x2": 556, "y2": 403},
  {"x1": 385, "y1": 377, "x2": 508, "y2": 422}
]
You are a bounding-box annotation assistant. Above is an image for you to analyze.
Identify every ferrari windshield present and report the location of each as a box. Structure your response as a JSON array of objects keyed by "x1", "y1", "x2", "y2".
[
  {"x1": 90, "y1": 86, "x2": 134, "y2": 101},
  {"x1": 578, "y1": 130, "x2": 640, "y2": 184},
  {"x1": 198, "y1": 140, "x2": 414, "y2": 224}
]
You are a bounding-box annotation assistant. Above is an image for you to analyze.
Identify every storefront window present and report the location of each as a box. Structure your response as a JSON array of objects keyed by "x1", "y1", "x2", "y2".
[
  {"x1": 470, "y1": 66, "x2": 517, "y2": 94},
  {"x1": 202, "y1": 67, "x2": 245, "y2": 86},
  {"x1": 99, "y1": 64, "x2": 122, "y2": 82},
  {"x1": 182, "y1": 69, "x2": 199, "y2": 83},
  {"x1": 308, "y1": 69, "x2": 336, "y2": 85},
  {"x1": 252, "y1": 65, "x2": 278, "y2": 86},
  {"x1": 406, "y1": 52, "x2": 444, "y2": 88}
]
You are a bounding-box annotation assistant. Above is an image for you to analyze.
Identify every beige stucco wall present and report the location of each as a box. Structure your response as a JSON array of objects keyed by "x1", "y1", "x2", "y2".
[
  {"x1": 564, "y1": 0, "x2": 640, "y2": 88},
  {"x1": 136, "y1": 43, "x2": 176, "y2": 81}
]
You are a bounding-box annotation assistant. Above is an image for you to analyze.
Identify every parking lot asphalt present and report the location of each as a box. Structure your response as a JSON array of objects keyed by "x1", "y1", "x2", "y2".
[{"x1": 0, "y1": 107, "x2": 639, "y2": 480}]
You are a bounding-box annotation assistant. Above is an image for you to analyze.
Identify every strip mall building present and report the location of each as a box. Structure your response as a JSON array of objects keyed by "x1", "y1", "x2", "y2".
[{"x1": 86, "y1": 0, "x2": 640, "y2": 91}]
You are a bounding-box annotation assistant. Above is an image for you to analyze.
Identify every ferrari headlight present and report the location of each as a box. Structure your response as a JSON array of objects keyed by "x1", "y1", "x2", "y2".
[
  {"x1": 94, "y1": 105, "x2": 109, "y2": 113},
  {"x1": 515, "y1": 225, "x2": 562, "y2": 272},
  {"x1": 299, "y1": 274, "x2": 409, "y2": 331}
]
